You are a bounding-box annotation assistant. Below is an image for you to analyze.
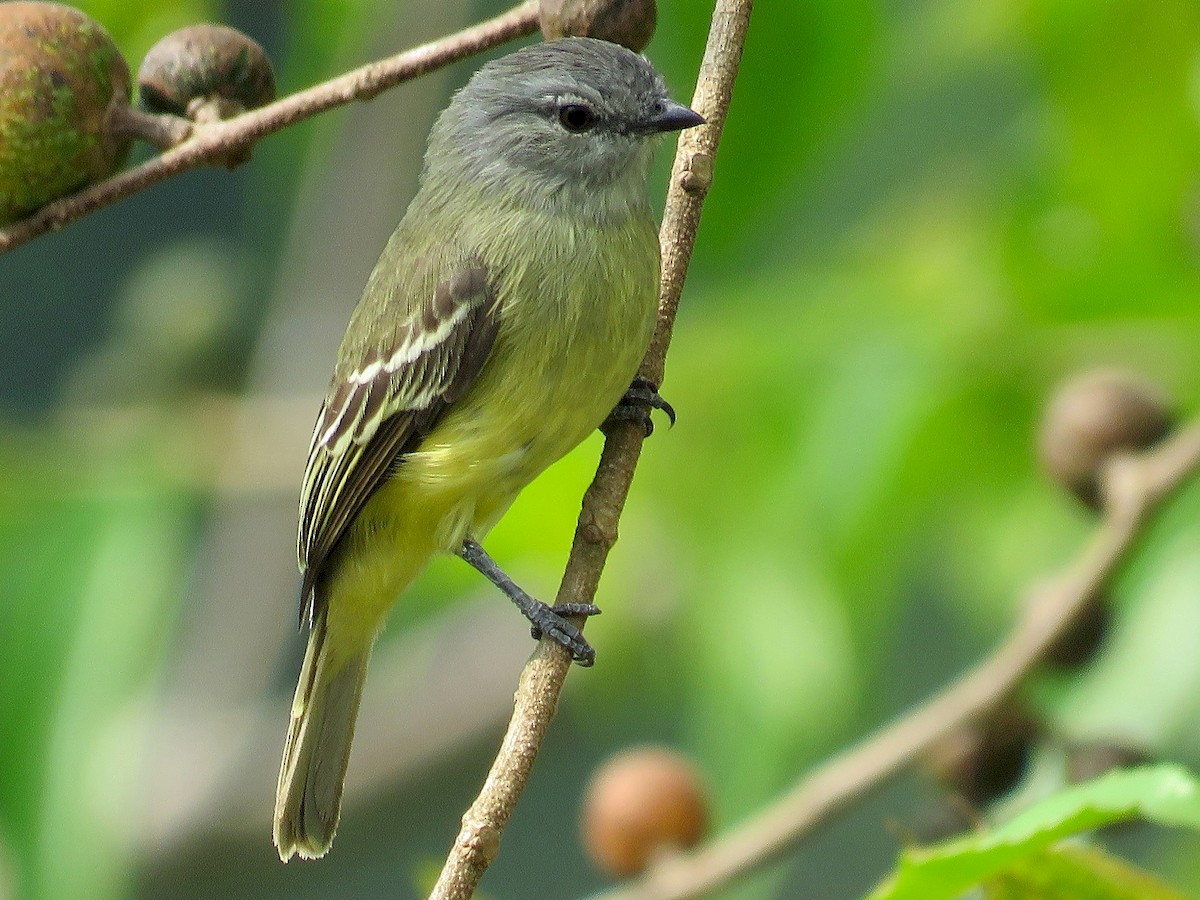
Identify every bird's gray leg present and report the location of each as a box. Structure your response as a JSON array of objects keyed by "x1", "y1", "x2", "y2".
[
  {"x1": 457, "y1": 537, "x2": 600, "y2": 666},
  {"x1": 601, "y1": 376, "x2": 676, "y2": 437}
]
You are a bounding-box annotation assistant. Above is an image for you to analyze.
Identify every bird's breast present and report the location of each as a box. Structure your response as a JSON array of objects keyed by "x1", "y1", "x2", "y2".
[{"x1": 397, "y1": 208, "x2": 660, "y2": 529}]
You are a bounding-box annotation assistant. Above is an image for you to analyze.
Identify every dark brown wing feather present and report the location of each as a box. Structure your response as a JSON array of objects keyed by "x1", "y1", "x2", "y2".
[{"x1": 297, "y1": 266, "x2": 498, "y2": 626}]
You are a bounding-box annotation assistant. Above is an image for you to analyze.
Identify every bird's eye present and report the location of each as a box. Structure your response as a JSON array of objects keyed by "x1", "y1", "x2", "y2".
[{"x1": 558, "y1": 104, "x2": 595, "y2": 133}]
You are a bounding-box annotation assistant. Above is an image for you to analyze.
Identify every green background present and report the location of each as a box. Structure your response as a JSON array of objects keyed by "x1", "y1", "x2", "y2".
[{"x1": 1, "y1": 0, "x2": 1199, "y2": 897}]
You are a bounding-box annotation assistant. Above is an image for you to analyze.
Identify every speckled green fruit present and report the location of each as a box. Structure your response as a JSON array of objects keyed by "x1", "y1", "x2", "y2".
[{"x1": 0, "y1": 2, "x2": 132, "y2": 224}]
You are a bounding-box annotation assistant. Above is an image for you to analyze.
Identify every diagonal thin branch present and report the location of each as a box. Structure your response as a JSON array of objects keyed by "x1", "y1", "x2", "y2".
[
  {"x1": 588, "y1": 421, "x2": 1200, "y2": 900},
  {"x1": 0, "y1": 1, "x2": 539, "y2": 255},
  {"x1": 427, "y1": 1, "x2": 753, "y2": 897}
]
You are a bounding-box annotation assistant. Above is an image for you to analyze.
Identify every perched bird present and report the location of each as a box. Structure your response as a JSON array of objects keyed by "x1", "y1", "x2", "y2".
[{"x1": 273, "y1": 36, "x2": 703, "y2": 861}]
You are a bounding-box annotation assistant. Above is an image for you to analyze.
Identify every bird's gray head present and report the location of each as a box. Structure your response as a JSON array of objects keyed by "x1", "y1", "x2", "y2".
[{"x1": 424, "y1": 38, "x2": 703, "y2": 222}]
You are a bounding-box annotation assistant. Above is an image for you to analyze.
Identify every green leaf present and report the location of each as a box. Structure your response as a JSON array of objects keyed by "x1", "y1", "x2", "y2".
[
  {"x1": 868, "y1": 764, "x2": 1200, "y2": 900},
  {"x1": 985, "y1": 845, "x2": 1188, "y2": 900}
]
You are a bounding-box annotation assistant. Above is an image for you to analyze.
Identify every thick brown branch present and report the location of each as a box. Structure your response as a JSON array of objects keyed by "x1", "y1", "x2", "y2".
[
  {"x1": 590, "y1": 421, "x2": 1200, "y2": 900},
  {"x1": 427, "y1": 1, "x2": 753, "y2": 897},
  {"x1": 0, "y1": 1, "x2": 539, "y2": 255}
]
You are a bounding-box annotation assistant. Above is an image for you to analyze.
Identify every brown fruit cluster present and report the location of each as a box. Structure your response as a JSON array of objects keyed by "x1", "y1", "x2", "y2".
[
  {"x1": 0, "y1": 7, "x2": 275, "y2": 221},
  {"x1": 0, "y1": 1, "x2": 132, "y2": 223}
]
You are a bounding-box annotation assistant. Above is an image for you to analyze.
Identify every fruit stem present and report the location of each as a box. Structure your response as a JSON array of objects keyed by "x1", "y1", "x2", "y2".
[{"x1": 107, "y1": 97, "x2": 192, "y2": 150}]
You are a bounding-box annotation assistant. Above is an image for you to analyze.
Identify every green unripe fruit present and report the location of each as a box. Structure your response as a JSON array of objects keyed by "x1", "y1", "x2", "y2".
[{"x1": 0, "y1": 2, "x2": 132, "y2": 224}]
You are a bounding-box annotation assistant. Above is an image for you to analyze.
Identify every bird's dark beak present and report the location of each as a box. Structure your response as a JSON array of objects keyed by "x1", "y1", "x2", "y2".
[{"x1": 640, "y1": 99, "x2": 706, "y2": 134}]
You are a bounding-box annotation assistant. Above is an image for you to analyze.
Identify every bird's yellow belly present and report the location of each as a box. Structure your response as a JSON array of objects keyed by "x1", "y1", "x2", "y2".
[
  {"x1": 396, "y1": 293, "x2": 652, "y2": 540},
  {"x1": 323, "y1": 213, "x2": 658, "y2": 645}
]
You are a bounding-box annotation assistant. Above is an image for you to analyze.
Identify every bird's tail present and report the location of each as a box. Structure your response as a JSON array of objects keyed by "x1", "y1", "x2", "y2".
[{"x1": 273, "y1": 611, "x2": 370, "y2": 861}]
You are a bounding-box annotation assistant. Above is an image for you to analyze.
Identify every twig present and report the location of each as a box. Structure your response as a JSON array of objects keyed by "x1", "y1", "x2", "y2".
[
  {"x1": 589, "y1": 422, "x2": 1200, "y2": 900},
  {"x1": 427, "y1": 1, "x2": 753, "y2": 898},
  {"x1": 0, "y1": 1, "x2": 539, "y2": 255}
]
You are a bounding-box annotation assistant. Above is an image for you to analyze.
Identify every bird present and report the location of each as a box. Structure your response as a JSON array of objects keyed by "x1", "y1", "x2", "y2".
[{"x1": 273, "y1": 36, "x2": 703, "y2": 861}]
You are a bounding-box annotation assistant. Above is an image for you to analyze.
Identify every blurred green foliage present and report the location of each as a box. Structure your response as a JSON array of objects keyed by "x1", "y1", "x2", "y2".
[
  {"x1": 871, "y1": 764, "x2": 1200, "y2": 899},
  {"x1": 1, "y1": 0, "x2": 1199, "y2": 898}
]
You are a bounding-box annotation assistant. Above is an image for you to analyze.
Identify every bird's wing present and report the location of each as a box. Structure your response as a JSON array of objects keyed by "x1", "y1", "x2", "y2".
[{"x1": 296, "y1": 264, "x2": 499, "y2": 626}]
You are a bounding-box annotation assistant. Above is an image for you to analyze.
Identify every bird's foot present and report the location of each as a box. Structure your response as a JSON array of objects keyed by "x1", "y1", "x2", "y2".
[
  {"x1": 458, "y1": 537, "x2": 599, "y2": 666},
  {"x1": 528, "y1": 602, "x2": 602, "y2": 667},
  {"x1": 602, "y1": 376, "x2": 676, "y2": 437}
]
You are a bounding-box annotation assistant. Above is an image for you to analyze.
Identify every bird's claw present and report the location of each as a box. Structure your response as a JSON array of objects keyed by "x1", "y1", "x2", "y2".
[
  {"x1": 528, "y1": 602, "x2": 601, "y2": 666},
  {"x1": 602, "y1": 377, "x2": 676, "y2": 438}
]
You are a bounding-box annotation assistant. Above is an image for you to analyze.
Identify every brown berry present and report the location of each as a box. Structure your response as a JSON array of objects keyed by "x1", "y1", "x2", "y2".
[
  {"x1": 539, "y1": 0, "x2": 657, "y2": 52},
  {"x1": 1038, "y1": 370, "x2": 1174, "y2": 509},
  {"x1": 1040, "y1": 595, "x2": 1110, "y2": 671},
  {"x1": 581, "y1": 746, "x2": 709, "y2": 877},
  {"x1": 0, "y1": 2, "x2": 132, "y2": 223},
  {"x1": 924, "y1": 703, "x2": 1039, "y2": 805},
  {"x1": 138, "y1": 23, "x2": 275, "y2": 122}
]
